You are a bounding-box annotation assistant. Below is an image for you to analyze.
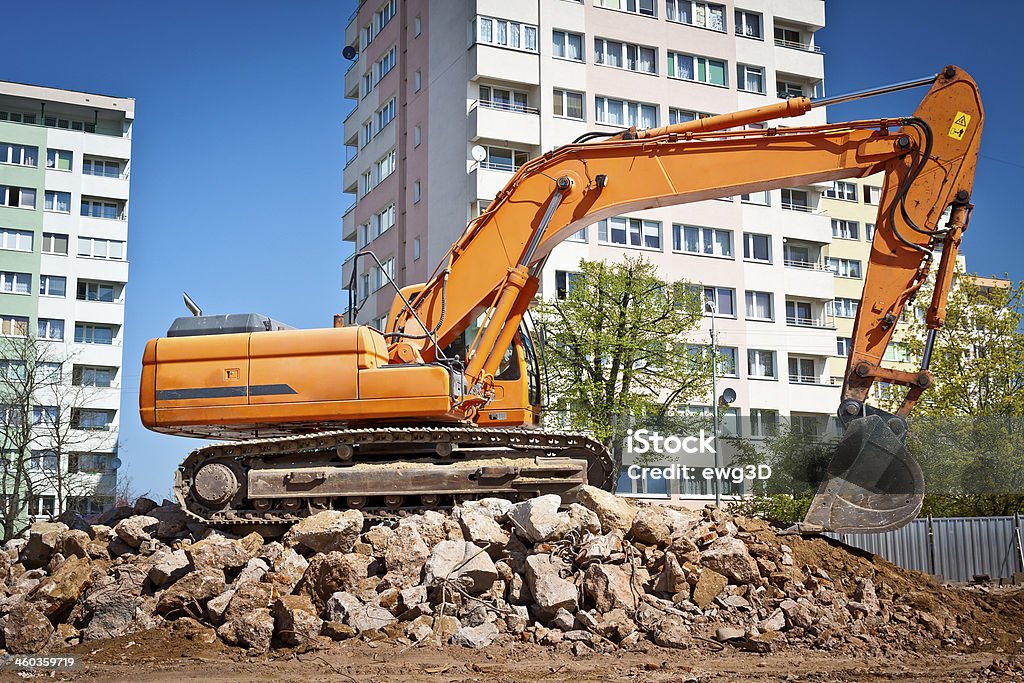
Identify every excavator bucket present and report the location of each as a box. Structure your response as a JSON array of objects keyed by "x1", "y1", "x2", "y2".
[{"x1": 797, "y1": 414, "x2": 924, "y2": 534}]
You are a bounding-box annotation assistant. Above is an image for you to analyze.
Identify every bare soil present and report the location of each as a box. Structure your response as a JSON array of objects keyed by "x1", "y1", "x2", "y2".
[{"x1": 3, "y1": 628, "x2": 1021, "y2": 683}]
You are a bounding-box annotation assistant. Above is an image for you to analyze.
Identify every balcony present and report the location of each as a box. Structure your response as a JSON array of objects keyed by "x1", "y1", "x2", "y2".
[
  {"x1": 774, "y1": 43, "x2": 824, "y2": 81},
  {"x1": 469, "y1": 99, "x2": 540, "y2": 146},
  {"x1": 785, "y1": 314, "x2": 833, "y2": 329},
  {"x1": 342, "y1": 205, "x2": 356, "y2": 242},
  {"x1": 470, "y1": 166, "x2": 517, "y2": 203},
  {"x1": 470, "y1": 44, "x2": 540, "y2": 87},
  {"x1": 774, "y1": 38, "x2": 822, "y2": 54}
]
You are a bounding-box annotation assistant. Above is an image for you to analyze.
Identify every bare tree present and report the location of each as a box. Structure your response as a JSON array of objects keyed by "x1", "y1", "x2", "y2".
[{"x1": 0, "y1": 336, "x2": 116, "y2": 539}]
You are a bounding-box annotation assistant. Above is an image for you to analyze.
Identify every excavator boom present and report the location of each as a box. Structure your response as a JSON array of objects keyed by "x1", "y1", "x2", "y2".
[{"x1": 141, "y1": 66, "x2": 982, "y2": 533}]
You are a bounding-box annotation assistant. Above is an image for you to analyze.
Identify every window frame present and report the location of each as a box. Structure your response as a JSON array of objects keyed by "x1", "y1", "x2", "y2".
[
  {"x1": 747, "y1": 349, "x2": 777, "y2": 379},
  {"x1": 667, "y1": 51, "x2": 727, "y2": 87},
  {"x1": 553, "y1": 88, "x2": 585, "y2": 120},
  {"x1": 736, "y1": 63, "x2": 766, "y2": 94},
  {"x1": 742, "y1": 232, "x2": 772, "y2": 263},
  {"x1": 672, "y1": 224, "x2": 733, "y2": 258}
]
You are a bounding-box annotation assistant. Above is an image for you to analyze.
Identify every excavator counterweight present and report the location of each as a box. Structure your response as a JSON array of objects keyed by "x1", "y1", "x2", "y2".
[{"x1": 141, "y1": 66, "x2": 983, "y2": 533}]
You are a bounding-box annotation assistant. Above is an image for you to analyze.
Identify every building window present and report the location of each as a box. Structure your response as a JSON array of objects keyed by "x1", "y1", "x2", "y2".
[
  {"x1": 750, "y1": 408, "x2": 778, "y2": 437},
  {"x1": 0, "y1": 228, "x2": 32, "y2": 252},
  {"x1": 777, "y1": 80, "x2": 804, "y2": 99},
  {"x1": 37, "y1": 318, "x2": 64, "y2": 341},
  {"x1": 372, "y1": 257, "x2": 395, "y2": 291},
  {"x1": 552, "y1": 30, "x2": 584, "y2": 61},
  {"x1": 824, "y1": 180, "x2": 857, "y2": 201},
  {"x1": 374, "y1": 46, "x2": 396, "y2": 86},
  {"x1": 553, "y1": 89, "x2": 584, "y2": 120},
  {"x1": 473, "y1": 16, "x2": 539, "y2": 53},
  {"x1": 594, "y1": 97, "x2": 658, "y2": 128},
  {"x1": 703, "y1": 286, "x2": 735, "y2": 316},
  {"x1": 831, "y1": 219, "x2": 860, "y2": 240},
  {"x1": 83, "y1": 157, "x2": 120, "y2": 177},
  {"x1": 42, "y1": 232, "x2": 69, "y2": 255},
  {"x1": 864, "y1": 186, "x2": 882, "y2": 205},
  {"x1": 667, "y1": 52, "x2": 727, "y2": 86},
  {"x1": 372, "y1": 203, "x2": 396, "y2": 239},
  {"x1": 555, "y1": 270, "x2": 581, "y2": 299},
  {"x1": 412, "y1": 237, "x2": 420, "y2": 261},
  {"x1": 831, "y1": 297, "x2": 859, "y2": 318},
  {"x1": 786, "y1": 300, "x2": 813, "y2": 326},
  {"x1": 38, "y1": 275, "x2": 66, "y2": 298},
  {"x1": 32, "y1": 407, "x2": 58, "y2": 425},
  {"x1": 594, "y1": 38, "x2": 656, "y2": 75},
  {"x1": 667, "y1": 1, "x2": 725, "y2": 30},
  {"x1": 780, "y1": 188, "x2": 808, "y2": 211},
  {"x1": 77, "y1": 237, "x2": 125, "y2": 260},
  {"x1": 745, "y1": 291, "x2": 774, "y2": 321},
  {"x1": 44, "y1": 191, "x2": 71, "y2": 213},
  {"x1": 737, "y1": 64, "x2": 766, "y2": 94},
  {"x1": 743, "y1": 233, "x2": 771, "y2": 263},
  {"x1": 0, "y1": 360, "x2": 26, "y2": 381},
  {"x1": 828, "y1": 257, "x2": 862, "y2": 279},
  {"x1": 748, "y1": 349, "x2": 776, "y2": 379},
  {"x1": 0, "y1": 143, "x2": 38, "y2": 167},
  {"x1": 72, "y1": 408, "x2": 115, "y2": 430},
  {"x1": 361, "y1": 170, "x2": 372, "y2": 196},
  {"x1": 0, "y1": 186, "x2": 36, "y2": 209},
  {"x1": 669, "y1": 109, "x2": 713, "y2": 125},
  {"x1": 375, "y1": 98, "x2": 396, "y2": 133},
  {"x1": 358, "y1": 273, "x2": 369, "y2": 300},
  {"x1": 883, "y1": 342, "x2": 912, "y2": 363},
  {"x1": 717, "y1": 346, "x2": 739, "y2": 376},
  {"x1": 595, "y1": 0, "x2": 656, "y2": 18},
  {"x1": 414, "y1": 15, "x2": 422, "y2": 37},
  {"x1": 69, "y1": 453, "x2": 114, "y2": 474},
  {"x1": 0, "y1": 111, "x2": 36, "y2": 124},
  {"x1": 0, "y1": 272, "x2": 30, "y2": 295},
  {"x1": 479, "y1": 85, "x2": 528, "y2": 112},
  {"x1": 413, "y1": 180, "x2": 421, "y2": 204},
  {"x1": 734, "y1": 9, "x2": 762, "y2": 38},
  {"x1": 837, "y1": 337, "x2": 852, "y2": 357},
  {"x1": 789, "y1": 356, "x2": 817, "y2": 384},
  {"x1": 414, "y1": 125, "x2": 421, "y2": 147},
  {"x1": 46, "y1": 149, "x2": 72, "y2": 171},
  {"x1": 376, "y1": 149, "x2": 396, "y2": 182},
  {"x1": 482, "y1": 146, "x2": 529, "y2": 172},
  {"x1": 80, "y1": 198, "x2": 122, "y2": 219},
  {"x1": 740, "y1": 189, "x2": 769, "y2": 205},
  {"x1": 866, "y1": 223, "x2": 876, "y2": 240},
  {"x1": 672, "y1": 224, "x2": 732, "y2": 257},
  {"x1": 361, "y1": 120, "x2": 373, "y2": 147},
  {"x1": 597, "y1": 217, "x2": 662, "y2": 249},
  {"x1": 567, "y1": 227, "x2": 588, "y2": 242},
  {"x1": 774, "y1": 26, "x2": 804, "y2": 48},
  {"x1": 74, "y1": 323, "x2": 115, "y2": 345},
  {"x1": 0, "y1": 315, "x2": 29, "y2": 338},
  {"x1": 77, "y1": 280, "x2": 117, "y2": 303},
  {"x1": 414, "y1": 69, "x2": 421, "y2": 92}
]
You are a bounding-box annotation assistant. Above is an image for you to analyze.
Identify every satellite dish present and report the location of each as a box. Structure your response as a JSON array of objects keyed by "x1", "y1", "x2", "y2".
[
  {"x1": 471, "y1": 145, "x2": 487, "y2": 163},
  {"x1": 342, "y1": 45, "x2": 358, "y2": 61},
  {"x1": 720, "y1": 387, "x2": 737, "y2": 405},
  {"x1": 110, "y1": 458, "x2": 122, "y2": 471}
]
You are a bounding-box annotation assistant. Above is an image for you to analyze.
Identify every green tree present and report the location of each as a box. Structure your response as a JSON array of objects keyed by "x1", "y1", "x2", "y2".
[
  {"x1": 535, "y1": 256, "x2": 714, "y2": 475},
  {"x1": 879, "y1": 272, "x2": 1024, "y2": 516}
]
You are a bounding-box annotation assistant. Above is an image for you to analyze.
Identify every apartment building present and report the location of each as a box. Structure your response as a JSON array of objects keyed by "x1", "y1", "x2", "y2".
[
  {"x1": 341, "y1": 0, "x2": 833, "y2": 502},
  {"x1": 0, "y1": 81, "x2": 132, "y2": 519}
]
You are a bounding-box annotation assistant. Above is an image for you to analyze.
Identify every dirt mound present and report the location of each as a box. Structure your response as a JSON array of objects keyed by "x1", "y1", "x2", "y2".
[{"x1": 0, "y1": 490, "x2": 1019, "y2": 662}]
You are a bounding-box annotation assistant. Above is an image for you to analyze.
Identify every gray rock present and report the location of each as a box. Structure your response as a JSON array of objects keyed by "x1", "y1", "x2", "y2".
[
  {"x1": 4, "y1": 602, "x2": 54, "y2": 653},
  {"x1": 551, "y1": 607, "x2": 576, "y2": 631},
  {"x1": 149, "y1": 504, "x2": 189, "y2": 539},
  {"x1": 424, "y1": 541, "x2": 497, "y2": 595},
  {"x1": 223, "y1": 581, "x2": 275, "y2": 624},
  {"x1": 652, "y1": 613, "x2": 690, "y2": 649},
  {"x1": 760, "y1": 608, "x2": 786, "y2": 632},
  {"x1": 232, "y1": 608, "x2": 274, "y2": 653},
  {"x1": 454, "y1": 509, "x2": 509, "y2": 549},
  {"x1": 148, "y1": 549, "x2": 191, "y2": 587},
  {"x1": 185, "y1": 534, "x2": 251, "y2": 571},
  {"x1": 273, "y1": 594, "x2": 323, "y2": 647},
  {"x1": 701, "y1": 536, "x2": 760, "y2": 584},
  {"x1": 235, "y1": 557, "x2": 270, "y2": 585},
  {"x1": 630, "y1": 506, "x2": 696, "y2": 547},
  {"x1": 113, "y1": 515, "x2": 160, "y2": 549},
  {"x1": 21, "y1": 522, "x2": 66, "y2": 569},
  {"x1": 28, "y1": 555, "x2": 93, "y2": 617},
  {"x1": 383, "y1": 524, "x2": 429, "y2": 588},
  {"x1": 302, "y1": 552, "x2": 372, "y2": 608},
  {"x1": 715, "y1": 626, "x2": 746, "y2": 642},
  {"x1": 58, "y1": 530, "x2": 91, "y2": 559},
  {"x1": 525, "y1": 554, "x2": 578, "y2": 619},
  {"x1": 583, "y1": 563, "x2": 639, "y2": 612},
  {"x1": 205, "y1": 589, "x2": 236, "y2": 624},
  {"x1": 324, "y1": 591, "x2": 396, "y2": 633},
  {"x1": 133, "y1": 497, "x2": 159, "y2": 515},
  {"x1": 155, "y1": 568, "x2": 226, "y2": 618},
  {"x1": 451, "y1": 620, "x2": 498, "y2": 648},
  {"x1": 283, "y1": 509, "x2": 364, "y2": 553},
  {"x1": 81, "y1": 585, "x2": 138, "y2": 641},
  {"x1": 266, "y1": 546, "x2": 309, "y2": 594},
  {"x1": 508, "y1": 495, "x2": 572, "y2": 543},
  {"x1": 576, "y1": 485, "x2": 638, "y2": 533}
]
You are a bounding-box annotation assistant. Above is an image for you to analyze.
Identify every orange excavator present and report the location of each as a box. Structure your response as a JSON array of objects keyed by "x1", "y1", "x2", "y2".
[{"x1": 140, "y1": 66, "x2": 982, "y2": 535}]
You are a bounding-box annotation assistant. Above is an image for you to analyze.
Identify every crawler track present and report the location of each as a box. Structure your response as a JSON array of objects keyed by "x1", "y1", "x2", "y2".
[{"x1": 174, "y1": 426, "x2": 614, "y2": 528}]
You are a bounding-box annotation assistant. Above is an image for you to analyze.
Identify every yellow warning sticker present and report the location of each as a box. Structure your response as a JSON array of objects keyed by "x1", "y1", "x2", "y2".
[{"x1": 948, "y1": 111, "x2": 971, "y2": 140}]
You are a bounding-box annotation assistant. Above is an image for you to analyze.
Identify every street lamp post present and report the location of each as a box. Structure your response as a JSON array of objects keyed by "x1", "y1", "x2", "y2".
[{"x1": 705, "y1": 299, "x2": 721, "y2": 507}]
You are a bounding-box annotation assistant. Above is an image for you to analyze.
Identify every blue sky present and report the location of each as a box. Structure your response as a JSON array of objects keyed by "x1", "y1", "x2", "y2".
[{"x1": 1, "y1": 1, "x2": 1018, "y2": 497}]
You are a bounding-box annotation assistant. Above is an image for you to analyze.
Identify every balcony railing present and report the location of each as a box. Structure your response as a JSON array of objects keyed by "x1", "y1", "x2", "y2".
[
  {"x1": 775, "y1": 38, "x2": 823, "y2": 53},
  {"x1": 785, "y1": 315, "x2": 833, "y2": 328},
  {"x1": 789, "y1": 373, "x2": 832, "y2": 385},
  {"x1": 783, "y1": 258, "x2": 828, "y2": 271},
  {"x1": 781, "y1": 201, "x2": 813, "y2": 212},
  {"x1": 472, "y1": 99, "x2": 540, "y2": 116},
  {"x1": 480, "y1": 160, "x2": 525, "y2": 173}
]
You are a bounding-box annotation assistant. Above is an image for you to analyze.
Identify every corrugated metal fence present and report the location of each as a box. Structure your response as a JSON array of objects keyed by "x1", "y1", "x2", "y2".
[{"x1": 828, "y1": 515, "x2": 1024, "y2": 583}]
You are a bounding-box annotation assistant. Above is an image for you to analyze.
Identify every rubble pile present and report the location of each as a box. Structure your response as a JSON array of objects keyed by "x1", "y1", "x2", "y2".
[{"x1": 0, "y1": 488, "x2": 994, "y2": 655}]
